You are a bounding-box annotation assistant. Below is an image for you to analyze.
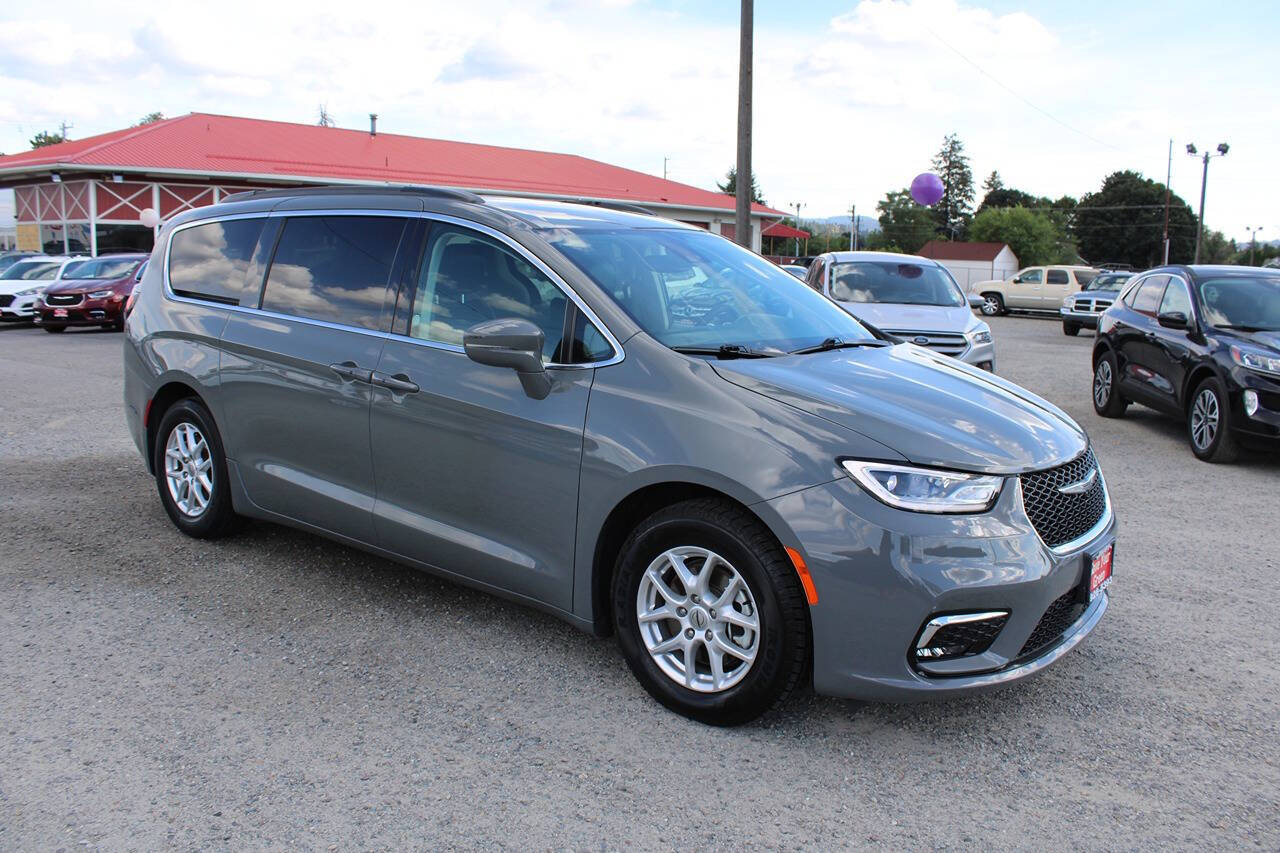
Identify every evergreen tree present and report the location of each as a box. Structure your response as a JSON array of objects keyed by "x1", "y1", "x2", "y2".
[
  {"x1": 716, "y1": 167, "x2": 765, "y2": 205},
  {"x1": 930, "y1": 134, "x2": 975, "y2": 239},
  {"x1": 982, "y1": 171, "x2": 1003, "y2": 195},
  {"x1": 29, "y1": 131, "x2": 65, "y2": 149}
]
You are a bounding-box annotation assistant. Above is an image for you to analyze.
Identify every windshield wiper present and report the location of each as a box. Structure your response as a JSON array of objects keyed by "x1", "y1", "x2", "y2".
[
  {"x1": 1216, "y1": 323, "x2": 1280, "y2": 333},
  {"x1": 671, "y1": 344, "x2": 781, "y2": 359},
  {"x1": 789, "y1": 337, "x2": 888, "y2": 355}
]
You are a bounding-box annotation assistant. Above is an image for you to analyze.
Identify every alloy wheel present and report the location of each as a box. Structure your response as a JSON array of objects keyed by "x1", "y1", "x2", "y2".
[
  {"x1": 1190, "y1": 388, "x2": 1220, "y2": 451},
  {"x1": 1093, "y1": 360, "x2": 1113, "y2": 408},
  {"x1": 981, "y1": 296, "x2": 1000, "y2": 316},
  {"x1": 635, "y1": 546, "x2": 760, "y2": 693},
  {"x1": 164, "y1": 421, "x2": 213, "y2": 517}
]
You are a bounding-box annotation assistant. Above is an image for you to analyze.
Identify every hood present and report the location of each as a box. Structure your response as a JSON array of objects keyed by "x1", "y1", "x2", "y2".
[
  {"x1": 1218, "y1": 327, "x2": 1280, "y2": 353},
  {"x1": 835, "y1": 301, "x2": 978, "y2": 333},
  {"x1": 45, "y1": 274, "x2": 133, "y2": 294},
  {"x1": 712, "y1": 344, "x2": 1086, "y2": 474}
]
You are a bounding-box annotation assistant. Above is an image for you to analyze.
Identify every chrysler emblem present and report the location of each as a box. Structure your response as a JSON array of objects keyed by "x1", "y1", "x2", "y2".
[{"x1": 1058, "y1": 468, "x2": 1098, "y2": 495}]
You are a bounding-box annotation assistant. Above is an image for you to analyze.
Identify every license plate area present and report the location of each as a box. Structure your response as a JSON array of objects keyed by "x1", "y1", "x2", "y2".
[
  {"x1": 53, "y1": 308, "x2": 68, "y2": 317},
  {"x1": 1088, "y1": 542, "x2": 1113, "y2": 599}
]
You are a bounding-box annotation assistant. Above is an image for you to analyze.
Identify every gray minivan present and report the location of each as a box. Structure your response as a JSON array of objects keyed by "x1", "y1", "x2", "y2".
[{"x1": 124, "y1": 187, "x2": 1116, "y2": 725}]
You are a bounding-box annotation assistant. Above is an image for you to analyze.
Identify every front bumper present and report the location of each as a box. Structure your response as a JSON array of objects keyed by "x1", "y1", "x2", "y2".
[
  {"x1": 1230, "y1": 366, "x2": 1280, "y2": 445},
  {"x1": 35, "y1": 297, "x2": 125, "y2": 326},
  {"x1": 1060, "y1": 307, "x2": 1104, "y2": 327},
  {"x1": 959, "y1": 338, "x2": 996, "y2": 371},
  {"x1": 0, "y1": 294, "x2": 38, "y2": 320},
  {"x1": 767, "y1": 472, "x2": 1114, "y2": 701}
]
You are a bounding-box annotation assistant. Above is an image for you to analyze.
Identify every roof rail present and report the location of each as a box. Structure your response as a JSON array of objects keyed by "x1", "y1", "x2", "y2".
[
  {"x1": 220, "y1": 184, "x2": 486, "y2": 204},
  {"x1": 566, "y1": 198, "x2": 656, "y2": 216}
]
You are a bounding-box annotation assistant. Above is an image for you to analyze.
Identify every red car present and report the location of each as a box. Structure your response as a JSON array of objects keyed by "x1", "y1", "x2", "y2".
[{"x1": 35, "y1": 254, "x2": 149, "y2": 332}]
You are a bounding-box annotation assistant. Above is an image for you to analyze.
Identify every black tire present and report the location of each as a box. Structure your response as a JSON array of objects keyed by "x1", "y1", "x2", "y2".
[
  {"x1": 612, "y1": 498, "x2": 809, "y2": 726},
  {"x1": 1092, "y1": 350, "x2": 1128, "y2": 418},
  {"x1": 979, "y1": 293, "x2": 1004, "y2": 316},
  {"x1": 43, "y1": 325, "x2": 66, "y2": 333},
  {"x1": 152, "y1": 398, "x2": 241, "y2": 538},
  {"x1": 1062, "y1": 322, "x2": 1080, "y2": 337},
  {"x1": 1188, "y1": 376, "x2": 1240, "y2": 463}
]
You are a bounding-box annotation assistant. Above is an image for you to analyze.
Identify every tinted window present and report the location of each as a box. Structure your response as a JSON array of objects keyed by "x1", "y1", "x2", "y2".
[
  {"x1": 830, "y1": 261, "x2": 965, "y2": 306},
  {"x1": 169, "y1": 218, "x2": 267, "y2": 305},
  {"x1": 262, "y1": 216, "x2": 406, "y2": 329},
  {"x1": 1046, "y1": 269, "x2": 1069, "y2": 285},
  {"x1": 805, "y1": 259, "x2": 825, "y2": 292},
  {"x1": 0, "y1": 261, "x2": 60, "y2": 280},
  {"x1": 1075, "y1": 270, "x2": 1098, "y2": 286},
  {"x1": 1132, "y1": 276, "x2": 1168, "y2": 315},
  {"x1": 1159, "y1": 279, "x2": 1193, "y2": 317},
  {"x1": 566, "y1": 307, "x2": 613, "y2": 363},
  {"x1": 409, "y1": 225, "x2": 570, "y2": 361}
]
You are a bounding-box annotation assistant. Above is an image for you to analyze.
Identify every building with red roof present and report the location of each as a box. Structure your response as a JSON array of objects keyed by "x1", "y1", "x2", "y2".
[{"x1": 0, "y1": 112, "x2": 784, "y2": 255}]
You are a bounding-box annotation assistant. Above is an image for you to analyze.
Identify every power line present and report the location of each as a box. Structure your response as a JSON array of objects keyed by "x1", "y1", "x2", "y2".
[{"x1": 923, "y1": 26, "x2": 1122, "y2": 153}]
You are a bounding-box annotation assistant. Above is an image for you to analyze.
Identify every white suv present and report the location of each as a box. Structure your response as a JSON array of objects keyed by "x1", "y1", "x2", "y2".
[{"x1": 0, "y1": 256, "x2": 87, "y2": 321}]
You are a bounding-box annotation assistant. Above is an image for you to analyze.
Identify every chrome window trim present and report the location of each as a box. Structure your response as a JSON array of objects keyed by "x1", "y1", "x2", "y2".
[
  {"x1": 1161, "y1": 273, "x2": 1199, "y2": 325},
  {"x1": 161, "y1": 208, "x2": 626, "y2": 369}
]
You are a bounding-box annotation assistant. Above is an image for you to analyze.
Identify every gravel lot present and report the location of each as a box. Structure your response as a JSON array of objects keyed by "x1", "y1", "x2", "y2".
[{"x1": 1, "y1": 316, "x2": 1277, "y2": 849}]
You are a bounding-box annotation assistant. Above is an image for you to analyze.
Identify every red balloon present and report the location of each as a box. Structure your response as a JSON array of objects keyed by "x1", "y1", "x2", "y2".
[{"x1": 911, "y1": 173, "x2": 944, "y2": 206}]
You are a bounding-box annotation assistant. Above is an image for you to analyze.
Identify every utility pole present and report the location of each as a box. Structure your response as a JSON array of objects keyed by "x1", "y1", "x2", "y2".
[
  {"x1": 1187, "y1": 142, "x2": 1229, "y2": 264},
  {"x1": 663, "y1": 156, "x2": 669, "y2": 180},
  {"x1": 1162, "y1": 138, "x2": 1172, "y2": 264},
  {"x1": 850, "y1": 204, "x2": 857, "y2": 251},
  {"x1": 791, "y1": 202, "x2": 804, "y2": 256},
  {"x1": 734, "y1": 0, "x2": 753, "y2": 249},
  {"x1": 1246, "y1": 226, "x2": 1263, "y2": 266},
  {"x1": 59, "y1": 120, "x2": 73, "y2": 141}
]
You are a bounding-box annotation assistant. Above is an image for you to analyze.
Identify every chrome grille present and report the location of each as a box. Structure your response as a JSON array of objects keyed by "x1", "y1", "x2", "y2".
[
  {"x1": 1070, "y1": 296, "x2": 1113, "y2": 314},
  {"x1": 45, "y1": 293, "x2": 83, "y2": 306},
  {"x1": 1019, "y1": 447, "x2": 1107, "y2": 549},
  {"x1": 886, "y1": 329, "x2": 968, "y2": 357}
]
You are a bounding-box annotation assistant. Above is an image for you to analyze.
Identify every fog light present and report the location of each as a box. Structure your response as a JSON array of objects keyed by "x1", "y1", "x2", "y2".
[{"x1": 1243, "y1": 390, "x2": 1259, "y2": 417}]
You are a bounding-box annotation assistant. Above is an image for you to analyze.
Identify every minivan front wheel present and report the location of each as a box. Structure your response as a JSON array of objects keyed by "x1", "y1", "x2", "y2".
[
  {"x1": 153, "y1": 398, "x2": 240, "y2": 538},
  {"x1": 612, "y1": 499, "x2": 809, "y2": 726}
]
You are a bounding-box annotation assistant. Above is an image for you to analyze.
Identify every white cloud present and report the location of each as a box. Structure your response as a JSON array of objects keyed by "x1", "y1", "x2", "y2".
[{"x1": 0, "y1": 0, "x2": 1272, "y2": 240}]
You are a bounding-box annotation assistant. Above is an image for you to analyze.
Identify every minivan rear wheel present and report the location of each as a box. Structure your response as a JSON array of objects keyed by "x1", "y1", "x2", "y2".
[
  {"x1": 612, "y1": 498, "x2": 809, "y2": 726},
  {"x1": 153, "y1": 398, "x2": 241, "y2": 538}
]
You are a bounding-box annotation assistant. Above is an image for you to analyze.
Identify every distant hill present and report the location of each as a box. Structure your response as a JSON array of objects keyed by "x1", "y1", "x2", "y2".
[{"x1": 803, "y1": 214, "x2": 881, "y2": 233}]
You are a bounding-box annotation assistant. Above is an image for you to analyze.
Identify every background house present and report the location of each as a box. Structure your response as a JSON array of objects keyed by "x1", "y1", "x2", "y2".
[
  {"x1": 0, "y1": 113, "x2": 784, "y2": 256},
  {"x1": 919, "y1": 240, "x2": 1020, "y2": 291}
]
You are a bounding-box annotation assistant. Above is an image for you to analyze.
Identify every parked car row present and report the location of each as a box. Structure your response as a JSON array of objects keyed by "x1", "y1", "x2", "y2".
[{"x1": 0, "y1": 250, "x2": 148, "y2": 332}]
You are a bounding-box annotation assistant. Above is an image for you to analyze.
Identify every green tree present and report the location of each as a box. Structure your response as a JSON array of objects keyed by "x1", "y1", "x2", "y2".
[
  {"x1": 716, "y1": 167, "x2": 765, "y2": 205},
  {"x1": 135, "y1": 112, "x2": 165, "y2": 125},
  {"x1": 930, "y1": 133, "x2": 975, "y2": 239},
  {"x1": 1075, "y1": 171, "x2": 1196, "y2": 267},
  {"x1": 982, "y1": 170, "x2": 1003, "y2": 195},
  {"x1": 877, "y1": 188, "x2": 936, "y2": 254},
  {"x1": 30, "y1": 130, "x2": 65, "y2": 148},
  {"x1": 1198, "y1": 230, "x2": 1235, "y2": 264},
  {"x1": 969, "y1": 207, "x2": 1065, "y2": 266}
]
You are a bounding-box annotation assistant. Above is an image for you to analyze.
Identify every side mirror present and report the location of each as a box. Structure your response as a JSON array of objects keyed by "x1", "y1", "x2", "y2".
[
  {"x1": 463, "y1": 318, "x2": 551, "y2": 400},
  {"x1": 1011, "y1": 275, "x2": 1022, "y2": 283},
  {"x1": 967, "y1": 294, "x2": 984, "y2": 310},
  {"x1": 1157, "y1": 310, "x2": 1189, "y2": 330}
]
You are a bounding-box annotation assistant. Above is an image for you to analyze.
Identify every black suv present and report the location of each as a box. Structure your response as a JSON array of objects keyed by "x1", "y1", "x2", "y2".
[{"x1": 1092, "y1": 265, "x2": 1280, "y2": 462}]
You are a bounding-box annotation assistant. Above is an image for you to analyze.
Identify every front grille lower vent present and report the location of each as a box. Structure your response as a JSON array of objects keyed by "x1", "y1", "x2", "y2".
[
  {"x1": 1019, "y1": 448, "x2": 1107, "y2": 548},
  {"x1": 0, "y1": 295, "x2": 13, "y2": 308},
  {"x1": 1018, "y1": 589, "x2": 1087, "y2": 660}
]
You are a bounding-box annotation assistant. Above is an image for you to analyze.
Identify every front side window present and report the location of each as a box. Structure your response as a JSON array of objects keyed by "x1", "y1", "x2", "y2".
[
  {"x1": 168, "y1": 218, "x2": 267, "y2": 305},
  {"x1": 830, "y1": 261, "x2": 965, "y2": 306},
  {"x1": 1017, "y1": 268, "x2": 1043, "y2": 284},
  {"x1": 1046, "y1": 269, "x2": 1070, "y2": 285},
  {"x1": 1159, "y1": 279, "x2": 1193, "y2": 317},
  {"x1": 1196, "y1": 275, "x2": 1280, "y2": 330},
  {"x1": 543, "y1": 226, "x2": 873, "y2": 353},
  {"x1": 1132, "y1": 276, "x2": 1169, "y2": 316},
  {"x1": 805, "y1": 259, "x2": 825, "y2": 292},
  {"x1": 0, "y1": 261, "x2": 60, "y2": 280},
  {"x1": 409, "y1": 225, "x2": 572, "y2": 361},
  {"x1": 261, "y1": 216, "x2": 406, "y2": 329}
]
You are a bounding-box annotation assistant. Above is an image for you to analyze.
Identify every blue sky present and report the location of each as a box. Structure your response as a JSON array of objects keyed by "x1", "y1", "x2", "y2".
[{"x1": 0, "y1": 0, "x2": 1275, "y2": 241}]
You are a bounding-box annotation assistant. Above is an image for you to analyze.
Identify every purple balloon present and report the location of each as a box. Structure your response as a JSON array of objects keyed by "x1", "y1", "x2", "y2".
[{"x1": 910, "y1": 172, "x2": 944, "y2": 207}]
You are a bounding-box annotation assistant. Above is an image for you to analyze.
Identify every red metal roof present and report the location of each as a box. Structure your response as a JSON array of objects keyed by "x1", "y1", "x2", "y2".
[
  {"x1": 761, "y1": 221, "x2": 810, "y2": 239},
  {"x1": 918, "y1": 240, "x2": 1008, "y2": 262},
  {"x1": 0, "y1": 113, "x2": 782, "y2": 216}
]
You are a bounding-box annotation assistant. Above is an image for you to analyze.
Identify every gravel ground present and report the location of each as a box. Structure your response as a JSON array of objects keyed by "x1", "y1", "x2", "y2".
[{"x1": 1, "y1": 316, "x2": 1277, "y2": 850}]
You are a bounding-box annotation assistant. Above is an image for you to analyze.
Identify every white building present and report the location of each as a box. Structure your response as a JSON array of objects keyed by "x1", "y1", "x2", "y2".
[{"x1": 919, "y1": 241, "x2": 1020, "y2": 291}]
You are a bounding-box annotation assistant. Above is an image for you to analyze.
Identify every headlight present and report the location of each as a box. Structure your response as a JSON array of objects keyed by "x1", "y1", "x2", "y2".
[
  {"x1": 1230, "y1": 344, "x2": 1280, "y2": 376},
  {"x1": 1062, "y1": 295, "x2": 1075, "y2": 307},
  {"x1": 967, "y1": 328, "x2": 992, "y2": 344},
  {"x1": 88, "y1": 289, "x2": 115, "y2": 299},
  {"x1": 841, "y1": 460, "x2": 1003, "y2": 513},
  {"x1": 16, "y1": 286, "x2": 43, "y2": 297}
]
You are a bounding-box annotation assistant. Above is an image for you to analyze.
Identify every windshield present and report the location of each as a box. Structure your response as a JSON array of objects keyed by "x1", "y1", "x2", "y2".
[
  {"x1": 1085, "y1": 273, "x2": 1131, "y2": 292},
  {"x1": 829, "y1": 260, "x2": 965, "y2": 307},
  {"x1": 543, "y1": 227, "x2": 874, "y2": 352},
  {"x1": 1197, "y1": 275, "x2": 1280, "y2": 331},
  {"x1": 0, "y1": 261, "x2": 60, "y2": 280},
  {"x1": 65, "y1": 257, "x2": 138, "y2": 279}
]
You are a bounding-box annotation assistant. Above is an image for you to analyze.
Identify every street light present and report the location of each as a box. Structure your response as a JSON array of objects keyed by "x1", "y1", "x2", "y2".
[
  {"x1": 1187, "y1": 141, "x2": 1229, "y2": 263},
  {"x1": 791, "y1": 202, "x2": 805, "y2": 257},
  {"x1": 1246, "y1": 226, "x2": 1263, "y2": 266}
]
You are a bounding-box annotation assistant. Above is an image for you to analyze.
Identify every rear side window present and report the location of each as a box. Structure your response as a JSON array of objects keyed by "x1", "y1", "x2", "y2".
[
  {"x1": 261, "y1": 215, "x2": 407, "y2": 330},
  {"x1": 1046, "y1": 269, "x2": 1070, "y2": 284},
  {"x1": 168, "y1": 218, "x2": 266, "y2": 305}
]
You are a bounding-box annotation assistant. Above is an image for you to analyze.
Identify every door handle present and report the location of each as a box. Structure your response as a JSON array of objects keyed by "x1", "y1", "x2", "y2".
[
  {"x1": 371, "y1": 371, "x2": 420, "y2": 395},
  {"x1": 329, "y1": 361, "x2": 373, "y2": 383}
]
